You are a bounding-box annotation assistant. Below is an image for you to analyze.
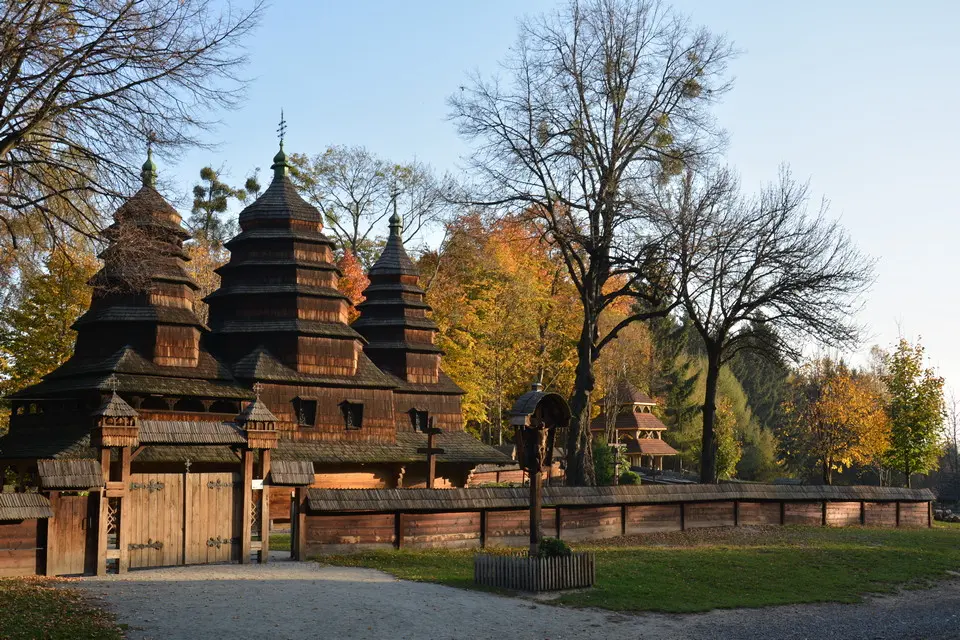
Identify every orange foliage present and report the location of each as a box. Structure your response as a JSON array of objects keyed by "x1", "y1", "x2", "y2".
[{"x1": 338, "y1": 249, "x2": 369, "y2": 323}]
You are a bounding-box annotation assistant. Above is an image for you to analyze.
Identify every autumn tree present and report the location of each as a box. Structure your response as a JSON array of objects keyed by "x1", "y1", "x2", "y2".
[
  {"x1": 0, "y1": 0, "x2": 263, "y2": 247},
  {"x1": 783, "y1": 360, "x2": 889, "y2": 485},
  {"x1": 422, "y1": 212, "x2": 580, "y2": 441},
  {"x1": 659, "y1": 167, "x2": 873, "y2": 483},
  {"x1": 289, "y1": 147, "x2": 450, "y2": 266},
  {"x1": 0, "y1": 243, "x2": 97, "y2": 397},
  {"x1": 337, "y1": 249, "x2": 369, "y2": 323},
  {"x1": 451, "y1": 0, "x2": 735, "y2": 484},
  {"x1": 883, "y1": 338, "x2": 945, "y2": 488}
]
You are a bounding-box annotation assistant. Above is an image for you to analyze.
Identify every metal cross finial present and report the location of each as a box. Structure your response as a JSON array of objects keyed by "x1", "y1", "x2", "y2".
[
  {"x1": 253, "y1": 382, "x2": 263, "y2": 400},
  {"x1": 106, "y1": 375, "x2": 119, "y2": 393},
  {"x1": 277, "y1": 110, "x2": 287, "y2": 147}
]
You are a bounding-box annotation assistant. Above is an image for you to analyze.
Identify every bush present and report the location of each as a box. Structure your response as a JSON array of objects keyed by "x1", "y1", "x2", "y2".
[
  {"x1": 593, "y1": 436, "x2": 615, "y2": 485},
  {"x1": 619, "y1": 470, "x2": 641, "y2": 485},
  {"x1": 537, "y1": 536, "x2": 572, "y2": 558}
]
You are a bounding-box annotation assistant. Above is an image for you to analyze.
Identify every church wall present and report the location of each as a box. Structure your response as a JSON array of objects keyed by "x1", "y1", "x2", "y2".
[
  {"x1": 257, "y1": 383, "x2": 396, "y2": 442},
  {"x1": 392, "y1": 392, "x2": 463, "y2": 432}
]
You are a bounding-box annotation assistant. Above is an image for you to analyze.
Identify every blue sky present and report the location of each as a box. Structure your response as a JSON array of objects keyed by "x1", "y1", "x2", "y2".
[{"x1": 163, "y1": 0, "x2": 960, "y2": 390}]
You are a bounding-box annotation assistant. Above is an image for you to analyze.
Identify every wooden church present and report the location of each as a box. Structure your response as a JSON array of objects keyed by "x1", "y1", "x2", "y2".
[{"x1": 0, "y1": 142, "x2": 508, "y2": 573}]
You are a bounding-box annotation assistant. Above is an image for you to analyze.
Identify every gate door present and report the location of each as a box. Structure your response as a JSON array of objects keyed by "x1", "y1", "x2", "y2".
[
  {"x1": 185, "y1": 472, "x2": 242, "y2": 564},
  {"x1": 127, "y1": 473, "x2": 184, "y2": 569},
  {"x1": 47, "y1": 494, "x2": 97, "y2": 575}
]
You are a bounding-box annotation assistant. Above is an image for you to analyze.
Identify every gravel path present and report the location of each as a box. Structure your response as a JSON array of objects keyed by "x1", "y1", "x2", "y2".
[{"x1": 73, "y1": 559, "x2": 960, "y2": 640}]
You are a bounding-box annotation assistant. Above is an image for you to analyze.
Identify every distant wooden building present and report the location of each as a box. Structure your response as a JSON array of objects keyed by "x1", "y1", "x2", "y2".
[
  {"x1": 0, "y1": 144, "x2": 508, "y2": 574},
  {"x1": 590, "y1": 382, "x2": 678, "y2": 471}
]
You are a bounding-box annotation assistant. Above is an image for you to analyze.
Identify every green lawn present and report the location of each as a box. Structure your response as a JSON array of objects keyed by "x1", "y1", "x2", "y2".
[
  {"x1": 318, "y1": 523, "x2": 960, "y2": 613},
  {"x1": 0, "y1": 577, "x2": 124, "y2": 640},
  {"x1": 270, "y1": 532, "x2": 291, "y2": 551}
]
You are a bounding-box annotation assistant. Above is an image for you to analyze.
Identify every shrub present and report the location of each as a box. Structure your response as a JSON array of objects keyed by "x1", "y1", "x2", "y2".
[
  {"x1": 619, "y1": 470, "x2": 641, "y2": 485},
  {"x1": 537, "y1": 536, "x2": 572, "y2": 558}
]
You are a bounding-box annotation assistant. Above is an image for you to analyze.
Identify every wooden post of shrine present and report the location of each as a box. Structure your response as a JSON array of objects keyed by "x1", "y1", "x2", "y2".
[{"x1": 416, "y1": 422, "x2": 444, "y2": 489}]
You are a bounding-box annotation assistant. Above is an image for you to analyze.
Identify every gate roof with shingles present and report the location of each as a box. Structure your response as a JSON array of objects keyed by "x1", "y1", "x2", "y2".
[
  {"x1": 37, "y1": 459, "x2": 104, "y2": 489},
  {"x1": 0, "y1": 493, "x2": 53, "y2": 520},
  {"x1": 306, "y1": 484, "x2": 936, "y2": 512},
  {"x1": 270, "y1": 460, "x2": 315, "y2": 485}
]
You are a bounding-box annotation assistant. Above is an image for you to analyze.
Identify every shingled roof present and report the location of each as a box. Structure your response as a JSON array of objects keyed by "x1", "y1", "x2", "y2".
[
  {"x1": 0, "y1": 493, "x2": 53, "y2": 521},
  {"x1": 306, "y1": 484, "x2": 937, "y2": 513},
  {"x1": 138, "y1": 420, "x2": 247, "y2": 445},
  {"x1": 37, "y1": 459, "x2": 104, "y2": 489},
  {"x1": 274, "y1": 431, "x2": 510, "y2": 465},
  {"x1": 92, "y1": 391, "x2": 138, "y2": 418},
  {"x1": 270, "y1": 460, "x2": 315, "y2": 485}
]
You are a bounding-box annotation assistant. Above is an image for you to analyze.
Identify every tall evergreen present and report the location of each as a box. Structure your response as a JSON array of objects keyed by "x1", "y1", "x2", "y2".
[
  {"x1": 651, "y1": 316, "x2": 700, "y2": 469},
  {"x1": 729, "y1": 321, "x2": 790, "y2": 434}
]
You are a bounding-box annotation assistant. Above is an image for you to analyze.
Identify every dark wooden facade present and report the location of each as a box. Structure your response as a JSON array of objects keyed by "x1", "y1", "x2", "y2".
[{"x1": 0, "y1": 147, "x2": 507, "y2": 574}]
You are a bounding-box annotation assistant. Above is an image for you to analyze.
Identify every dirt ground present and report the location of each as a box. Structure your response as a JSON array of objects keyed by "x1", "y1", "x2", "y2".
[{"x1": 73, "y1": 558, "x2": 960, "y2": 640}]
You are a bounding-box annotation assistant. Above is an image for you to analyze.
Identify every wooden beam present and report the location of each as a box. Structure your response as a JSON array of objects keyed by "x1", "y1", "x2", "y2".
[
  {"x1": 130, "y1": 446, "x2": 146, "y2": 461},
  {"x1": 895, "y1": 501, "x2": 901, "y2": 527},
  {"x1": 296, "y1": 487, "x2": 307, "y2": 560},
  {"x1": 240, "y1": 450, "x2": 253, "y2": 564},
  {"x1": 96, "y1": 490, "x2": 108, "y2": 576},
  {"x1": 118, "y1": 447, "x2": 132, "y2": 573},
  {"x1": 44, "y1": 491, "x2": 59, "y2": 576},
  {"x1": 260, "y1": 450, "x2": 271, "y2": 564}
]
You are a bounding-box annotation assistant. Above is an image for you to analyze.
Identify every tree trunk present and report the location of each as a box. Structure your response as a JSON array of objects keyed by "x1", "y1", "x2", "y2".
[
  {"x1": 700, "y1": 348, "x2": 722, "y2": 484},
  {"x1": 823, "y1": 459, "x2": 832, "y2": 486},
  {"x1": 905, "y1": 461, "x2": 912, "y2": 489},
  {"x1": 566, "y1": 318, "x2": 597, "y2": 486}
]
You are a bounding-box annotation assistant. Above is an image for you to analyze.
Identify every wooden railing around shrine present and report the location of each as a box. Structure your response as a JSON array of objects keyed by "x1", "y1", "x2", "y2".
[{"x1": 298, "y1": 484, "x2": 936, "y2": 556}]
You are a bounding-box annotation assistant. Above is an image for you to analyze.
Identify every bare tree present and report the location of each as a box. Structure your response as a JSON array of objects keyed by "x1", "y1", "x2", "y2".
[
  {"x1": 289, "y1": 146, "x2": 451, "y2": 266},
  {"x1": 0, "y1": 0, "x2": 263, "y2": 247},
  {"x1": 659, "y1": 167, "x2": 874, "y2": 483},
  {"x1": 450, "y1": 0, "x2": 734, "y2": 484}
]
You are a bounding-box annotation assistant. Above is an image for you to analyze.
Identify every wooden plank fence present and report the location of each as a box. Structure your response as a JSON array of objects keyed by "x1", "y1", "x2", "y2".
[
  {"x1": 474, "y1": 552, "x2": 595, "y2": 592},
  {"x1": 300, "y1": 484, "x2": 936, "y2": 556}
]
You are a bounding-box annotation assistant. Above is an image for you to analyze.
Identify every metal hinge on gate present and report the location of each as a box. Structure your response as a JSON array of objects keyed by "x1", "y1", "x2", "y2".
[
  {"x1": 207, "y1": 479, "x2": 234, "y2": 490},
  {"x1": 130, "y1": 480, "x2": 165, "y2": 492},
  {"x1": 129, "y1": 539, "x2": 163, "y2": 551},
  {"x1": 206, "y1": 536, "x2": 240, "y2": 548}
]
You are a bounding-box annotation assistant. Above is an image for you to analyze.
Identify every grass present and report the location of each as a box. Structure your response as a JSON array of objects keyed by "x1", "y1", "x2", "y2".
[
  {"x1": 319, "y1": 523, "x2": 960, "y2": 613},
  {"x1": 270, "y1": 532, "x2": 291, "y2": 551},
  {"x1": 0, "y1": 577, "x2": 124, "y2": 639}
]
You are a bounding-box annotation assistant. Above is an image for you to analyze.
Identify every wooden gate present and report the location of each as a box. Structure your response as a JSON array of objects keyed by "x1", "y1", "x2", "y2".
[
  {"x1": 127, "y1": 472, "x2": 241, "y2": 569},
  {"x1": 47, "y1": 494, "x2": 97, "y2": 575},
  {"x1": 184, "y1": 472, "x2": 242, "y2": 564}
]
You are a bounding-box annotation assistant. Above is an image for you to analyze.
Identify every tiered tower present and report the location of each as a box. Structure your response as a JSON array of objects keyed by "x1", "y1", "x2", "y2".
[
  {"x1": 353, "y1": 212, "x2": 465, "y2": 431},
  {"x1": 72, "y1": 151, "x2": 205, "y2": 368},
  {"x1": 205, "y1": 145, "x2": 363, "y2": 376}
]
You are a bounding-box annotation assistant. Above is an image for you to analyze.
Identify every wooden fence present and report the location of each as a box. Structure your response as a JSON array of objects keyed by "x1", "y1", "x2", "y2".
[
  {"x1": 474, "y1": 552, "x2": 595, "y2": 592},
  {"x1": 300, "y1": 484, "x2": 936, "y2": 556}
]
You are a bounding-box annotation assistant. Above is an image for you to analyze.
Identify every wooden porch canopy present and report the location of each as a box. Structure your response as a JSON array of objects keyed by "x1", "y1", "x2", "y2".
[
  {"x1": 0, "y1": 493, "x2": 53, "y2": 520},
  {"x1": 306, "y1": 484, "x2": 936, "y2": 513},
  {"x1": 37, "y1": 459, "x2": 104, "y2": 490}
]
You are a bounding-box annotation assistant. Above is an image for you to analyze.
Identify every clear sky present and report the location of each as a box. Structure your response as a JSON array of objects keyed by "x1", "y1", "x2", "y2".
[{"x1": 163, "y1": 0, "x2": 960, "y2": 391}]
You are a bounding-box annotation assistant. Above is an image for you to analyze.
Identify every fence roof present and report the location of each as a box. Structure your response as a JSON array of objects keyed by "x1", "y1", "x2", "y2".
[
  {"x1": 0, "y1": 493, "x2": 53, "y2": 520},
  {"x1": 37, "y1": 459, "x2": 104, "y2": 489},
  {"x1": 307, "y1": 484, "x2": 935, "y2": 513}
]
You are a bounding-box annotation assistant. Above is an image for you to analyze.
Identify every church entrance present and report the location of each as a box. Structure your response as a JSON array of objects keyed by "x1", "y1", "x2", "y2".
[{"x1": 127, "y1": 471, "x2": 243, "y2": 569}]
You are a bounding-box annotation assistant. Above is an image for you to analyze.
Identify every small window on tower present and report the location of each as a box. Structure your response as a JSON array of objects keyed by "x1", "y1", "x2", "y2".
[
  {"x1": 340, "y1": 401, "x2": 363, "y2": 431},
  {"x1": 408, "y1": 408, "x2": 429, "y2": 432},
  {"x1": 293, "y1": 397, "x2": 317, "y2": 427}
]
